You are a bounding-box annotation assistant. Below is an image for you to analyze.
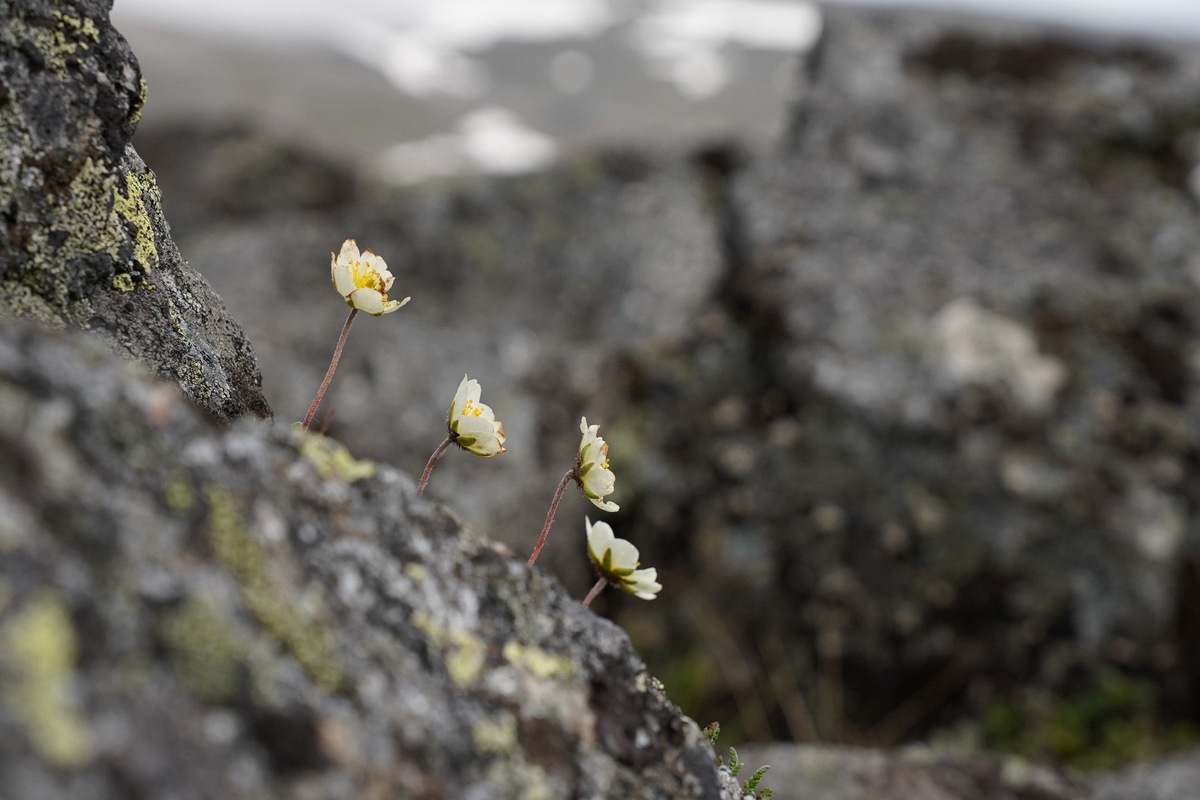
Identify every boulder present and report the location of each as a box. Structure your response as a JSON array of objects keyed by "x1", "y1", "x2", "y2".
[
  {"x1": 0, "y1": 0, "x2": 269, "y2": 420},
  {"x1": 0, "y1": 319, "x2": 728, "y2": 799}
]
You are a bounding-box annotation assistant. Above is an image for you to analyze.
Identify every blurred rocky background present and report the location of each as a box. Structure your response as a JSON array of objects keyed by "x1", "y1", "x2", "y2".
[
  {"x1": 8, "y1": 0, "x2": 1200, "y2": 796},
  {"x1": 128, "y1": 0, "x2": 1200, "y2": 760}
]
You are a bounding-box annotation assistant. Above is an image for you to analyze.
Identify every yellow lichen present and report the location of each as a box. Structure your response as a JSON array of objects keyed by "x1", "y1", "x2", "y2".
[
  {"x1": 297, "y1": 432, "x2": 377, "y2": 483},
  {"x1": 502, "y1": 641, "x2": 575, "y2": 680},
  {"x1": 111, "y1": 272, "x2": 135, "y2": 292},
  {"x1": 473, "y1": 712, "x2": 518, "y2": 754},
  {"x1": 1, "y1": 591, "x2": 94, "y2": 768},
  {"x1": 50, "y1": 11, "x2": 99, "y2": 56},
  {"x1": 446, "y1": 630, "x2": 486, "y2": 686},
  {"x1": 484, "y1": 761, "x2": 553, "y2": 800},
  {"x1": 160, "y1": 598, "x2": 246, "y2": 701},
  {"x1": 111, "y1": 169, "x2": 160, "y2": 271},
  {"x1": 206, "y1": 486, "x2": 346, "y2": 692},
  {"x1": 129, "y1": 75, "x2": 148, "y2": 125},
  {"x1": 411, "y1": 611, "x2": 487, "y2": 687}
]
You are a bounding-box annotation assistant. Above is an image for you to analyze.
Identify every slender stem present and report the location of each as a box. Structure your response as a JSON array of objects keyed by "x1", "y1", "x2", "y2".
[
  {"x1": 582, "y1": 577, "x2": 608, "y2": 608},
  {"x1": 417, "y1": 435, "x2": 455, "y2": 495},
  {"x1": 527, "y1": 468, "x2": 576, "y2": 567},
  {"x1": 302, "y1": 308, "x2": 358, "y2": 431}
]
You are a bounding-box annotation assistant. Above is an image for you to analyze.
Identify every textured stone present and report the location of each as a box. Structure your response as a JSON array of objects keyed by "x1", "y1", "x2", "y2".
[
  {"x1": 0, "y1": 0, "x2": 269, "y2": 420},
  {"x1": 0, "y1": 319, "x2": 728, "y2": 799}
]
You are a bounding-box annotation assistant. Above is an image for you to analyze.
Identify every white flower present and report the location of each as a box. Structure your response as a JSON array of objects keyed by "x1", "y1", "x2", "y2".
[
  {"x1": 447, "y1": 375, "x2": 506, "y2": 457},
  {"x1": 330, "y1": 239, "x2": 410, "y2": 316},
  {"x1": 586, "y1": 519, "x2": 661, "y2": 600},
  {"x1": 576, "y1": 416, "x2": 618, "y2": 512}
]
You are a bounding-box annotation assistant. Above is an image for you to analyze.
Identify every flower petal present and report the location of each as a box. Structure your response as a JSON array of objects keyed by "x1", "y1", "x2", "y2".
[
  {"x1": 348, "y1": 287, "x2": 386, "y2": 315},
  {"x1": 628, "y1": 568, "x2": 662, "y2": 600},
  {"x1": 588, "y1": 497, "x2": 619, "y2": 513},
  {"x1": 449, "y1": 375, "x2": 471, "y2": 420},
  {"x1": 332, "y1": 259, "x2": 357, "y2": 298},
  {"x1": 338, "y1": 239, "x2": 360, "y2": 263},
  {"x1": 586, "y1": 519, "x2": 614, "y2": 559},
  {"x1": 607, "y1": 538, "x2": 640, "y2": 571}
]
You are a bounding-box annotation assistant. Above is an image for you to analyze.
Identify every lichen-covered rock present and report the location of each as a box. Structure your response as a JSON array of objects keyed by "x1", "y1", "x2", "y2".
[
  {"x1": 0, "y1": 0, "x2": 269, "y2": 420},
  {"x1": 0, "y1": 318, "x2": 728, "y2": 799}
]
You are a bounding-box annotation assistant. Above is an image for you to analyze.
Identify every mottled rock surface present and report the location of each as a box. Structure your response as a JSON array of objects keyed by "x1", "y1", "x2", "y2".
[
  {"x1": 137, "y1": 5, "x2": 1200, "y2": 752},
  {"x1": 0, "y1": 0, "x2": 269, "y2": 420},
  {"x1": 0, "y1": 319, "x2": 728, "y2": 799}
]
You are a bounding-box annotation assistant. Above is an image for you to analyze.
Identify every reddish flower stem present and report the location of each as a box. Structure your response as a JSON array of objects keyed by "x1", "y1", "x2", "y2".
[
  {"x1": 417, "y1": 435, "x2": 455, "y2": 495},
  {"x1": 527, "y1": 468, "x2": 576, "y2": 566},
  {"x1": 302, "y1": 308, "x2": 358, "y2": 431},
  {"x1": 582, "y1": 577, "x2": 608, "y2": 608}
]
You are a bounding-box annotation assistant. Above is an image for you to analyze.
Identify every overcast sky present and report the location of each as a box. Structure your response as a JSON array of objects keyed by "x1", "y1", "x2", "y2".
[
  {"x1": 110, "y1": 0, "x2": 1200, "y2": 181},
  {"x1": 112, "y1": 0, "x2": 1200, "y2": 44}
]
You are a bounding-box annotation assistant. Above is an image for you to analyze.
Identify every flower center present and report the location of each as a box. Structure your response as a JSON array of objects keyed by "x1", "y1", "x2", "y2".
[
  {"x1": 461, "y1": 401, "x2": 484, "y2": 418},
  {"x1": 351, "y1": 262, "x2": 386, "y2": 294}
]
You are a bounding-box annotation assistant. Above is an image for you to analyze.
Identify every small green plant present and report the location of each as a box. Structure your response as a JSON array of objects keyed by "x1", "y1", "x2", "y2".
[
  {"x1": 706, "y1": 721, "x2": 774, "y2": 798},
  {"x1": 982, "y1": 666, "x2": 1200, "y2": 769}
]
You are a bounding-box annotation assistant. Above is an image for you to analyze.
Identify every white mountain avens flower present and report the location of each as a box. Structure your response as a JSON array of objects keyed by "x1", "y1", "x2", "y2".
[
  {"x1": 330, "y1": 239, "x2": 410, "y2": 316},
  {"x1": 447, "y1": 375, "x2": 506, "y2": 457},
  {"x1": 528, "y1": 415, "x2": 621, "y2": 566},
  {"x1": 576, "y1": 416, "x2": 618, "y2": 512},
  {"x1": 586, "y1": 518, "x2": 661, "y2": 601},
  {"x1": 302, "y1": 239, "x2": 409, "y2": 430}
]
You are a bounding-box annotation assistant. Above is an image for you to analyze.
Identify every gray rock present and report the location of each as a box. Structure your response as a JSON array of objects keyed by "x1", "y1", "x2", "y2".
[
  {"x1": 737, "y1": 742, "x2": 1200, "y2": 800},
  {"x1": 1091, "y1": 747, "x2": 1200, "y2": 800},
  {"x1": 736, "y1": 743, "x2": 1088, "y2": 800},
  {"x1": 0, "y1": 318, "x2": 728, "y2": 799},
  {"x1": 0, "y1": 0, "x2": 269, "y2": 420}
]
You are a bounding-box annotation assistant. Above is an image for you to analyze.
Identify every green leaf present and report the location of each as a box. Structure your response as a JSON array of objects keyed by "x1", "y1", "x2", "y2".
[
  {"x1": 728, "y1": 747, "x2": 742, "y2": 777},
  {"x1": 743, "y1": 764, "x2": 770, "y2": 791}
]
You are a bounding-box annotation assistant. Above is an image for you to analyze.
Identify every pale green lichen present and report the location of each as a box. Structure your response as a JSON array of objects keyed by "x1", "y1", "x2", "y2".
[
  {"x1": 502, "y1": 641, "x2": 574, "y2": 680},
  {"x1": 484, "y1": 761, "x2": 553, "y2": 800},
  {"x1": 3, "y1": 18, "x2": 61, "y2": 77},
  {"x1": 473, "y1": 711, "x2": 518, "y2": 754},
  {"x1": 163, "y1": 471, "x2": 196, "y2": 513},
  {"x1": 411, "y1": 611, "x2": 487, "y2": 687},
  {"x1": 297, "y1": 432, "x2": 377, "y2": 483},
  {"x1": 1, "y1": 591, "x2": 94, "y2": 768},
  {"x1": 206, "y1": 485, "x2": 346, "y2": 692},
  {"x1": 403, "y1": 563, "x2": 428, "y2": 585},
  {"x1": 160, "y1": 597, "x2": 247, "y2": 702}
]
